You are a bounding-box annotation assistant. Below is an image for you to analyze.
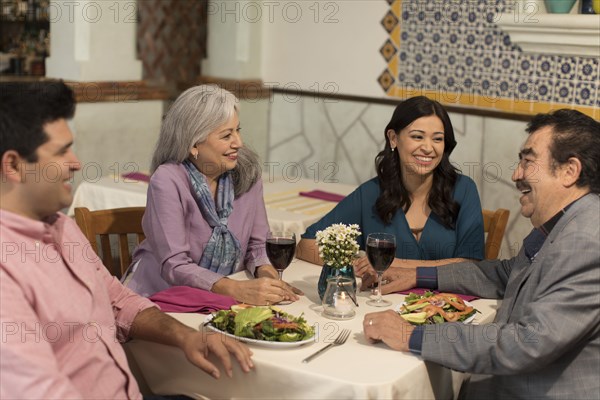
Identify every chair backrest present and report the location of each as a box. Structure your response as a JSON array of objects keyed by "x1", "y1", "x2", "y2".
[
  {"x1": 482, "y1": 208, "x2": 510, "y2": 259},
  {"x1": 74, "y1": 207, "x2": 146, "y2": 279}
]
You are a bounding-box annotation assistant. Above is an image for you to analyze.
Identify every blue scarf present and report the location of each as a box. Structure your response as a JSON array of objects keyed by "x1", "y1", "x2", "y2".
[{"x1": 183, "y1": 160, "x2": 241, "y2": 275}]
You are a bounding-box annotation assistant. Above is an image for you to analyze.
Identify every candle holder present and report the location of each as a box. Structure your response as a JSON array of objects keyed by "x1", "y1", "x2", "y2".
[{"x1": 322, "y1": 277, "x2": 357, "y2": 320}]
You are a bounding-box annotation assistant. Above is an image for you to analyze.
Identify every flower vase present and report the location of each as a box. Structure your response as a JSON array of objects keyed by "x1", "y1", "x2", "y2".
[{"x1": 318, "y1": 265, "x2": 357, "y2": 300}]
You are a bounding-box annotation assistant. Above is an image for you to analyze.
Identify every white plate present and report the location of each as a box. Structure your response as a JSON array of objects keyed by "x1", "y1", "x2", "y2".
[
  {"x1": 203, "y1": 314, "x2": 316, "y2": 348},
  {"x1": 395, "y1": 299, "x2": 476, "y2": 325}
]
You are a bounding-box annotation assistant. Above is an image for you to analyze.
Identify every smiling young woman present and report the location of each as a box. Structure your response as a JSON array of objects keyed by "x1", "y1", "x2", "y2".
[{"x1": 296, "y1": 96, "x2": 485, "y2": 284}]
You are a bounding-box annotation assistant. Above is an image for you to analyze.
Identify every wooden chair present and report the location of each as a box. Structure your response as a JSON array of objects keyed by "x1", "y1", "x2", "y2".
[
  {"x1": 74, "y1": 207, "x2": 146, "y2": 279},
  {"x1": 482, "y1": 208, "x2": 510, "y2": 259}
]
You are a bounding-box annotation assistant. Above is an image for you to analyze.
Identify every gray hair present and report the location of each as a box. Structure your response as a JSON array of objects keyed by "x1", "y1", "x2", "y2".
[{"x1": 150, "y1": 84, "x2": 261, "y2": 196}]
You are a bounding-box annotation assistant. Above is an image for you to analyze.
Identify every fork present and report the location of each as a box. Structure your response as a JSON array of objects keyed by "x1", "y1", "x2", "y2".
[{"x1": 302, "y1": 329, "x2": 351, "y2": 363}]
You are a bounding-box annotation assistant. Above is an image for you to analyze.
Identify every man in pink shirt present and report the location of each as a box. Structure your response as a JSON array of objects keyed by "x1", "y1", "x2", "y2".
[{"x1": 0, "y1": 81, "x2": 254, "y2": 399}]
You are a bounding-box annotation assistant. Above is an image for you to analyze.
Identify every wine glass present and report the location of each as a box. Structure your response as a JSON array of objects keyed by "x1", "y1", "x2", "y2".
[
  {"x1": 266, "y1": 230, "x2": 296, "y2": 280},
  {"x1": 365, "y1": 233, "x2": 396, "y2": 307}
]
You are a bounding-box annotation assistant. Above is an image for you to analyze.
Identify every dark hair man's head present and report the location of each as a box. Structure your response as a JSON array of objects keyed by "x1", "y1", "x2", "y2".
[
  {"x1": 0, "y1": 81, "x2": 75, "y2": 162},
  {"x1": 525, "y1": 109, "x2": 600, "y2": 194},
  {"x1": 0, "y1": 81, "x2": 80, "y2": 221}
]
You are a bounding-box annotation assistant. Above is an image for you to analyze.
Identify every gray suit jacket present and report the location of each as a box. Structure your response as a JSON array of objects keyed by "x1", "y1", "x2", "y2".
[{"x1": 421, "y1": 193, "x2": 600, "y2": 400}]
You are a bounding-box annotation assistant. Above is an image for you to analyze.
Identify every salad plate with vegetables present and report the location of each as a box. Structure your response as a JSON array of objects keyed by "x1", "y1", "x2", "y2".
[
  {"x1": 396, "y1": 291, "x2": 479, "y2": 325},
  {"x1": 204, "y1": 305, "x2": 316, "y2": 348}
]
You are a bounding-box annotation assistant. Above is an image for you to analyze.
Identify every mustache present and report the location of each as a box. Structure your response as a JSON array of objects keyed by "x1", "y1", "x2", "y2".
[{"x1": 516, "y1": 180, "x2": 531, "y2": 192}]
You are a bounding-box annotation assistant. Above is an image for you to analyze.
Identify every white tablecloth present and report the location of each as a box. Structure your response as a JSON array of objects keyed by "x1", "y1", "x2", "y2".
[
  {"x1": 67, "y1": 175, "x2": 356, "y2": 238},
  {"x1": 125, "y1": 260, "x2": 500, "y2": 399}
]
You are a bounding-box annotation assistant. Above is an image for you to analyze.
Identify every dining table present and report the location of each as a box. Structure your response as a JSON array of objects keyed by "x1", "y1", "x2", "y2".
[
  {"x1": 125, "y1": 259, "x2": 501, "y2": 399},
  {"x1": 67, "y1": 173, "x2": 357, "y2": 239}
]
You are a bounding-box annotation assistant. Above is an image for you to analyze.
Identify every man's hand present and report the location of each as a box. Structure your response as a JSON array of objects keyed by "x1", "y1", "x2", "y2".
[
  {"x1": 363, "y1": 310, "x2": 415, "y2": 352},
  {"x1": 380, "y1": 267, "x2": 417, "y2": 294},
  {"x1": 360, "y1": 267, "x2": 417, "y2": 294},
  {"x1": 181, "y1": 329, "x2": 254, "y2": 379},
  {"x1": 130, "y1": 308, "x2": 254, "y2": 379}
]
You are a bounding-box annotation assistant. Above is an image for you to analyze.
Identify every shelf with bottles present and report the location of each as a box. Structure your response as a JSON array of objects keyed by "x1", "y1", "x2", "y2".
[
  {"x1": 0, "y1": 0, "x2": 49, "y2": 76},
  {"x1": 1, "y1": 0, "x2": 49, "y2": 23}
]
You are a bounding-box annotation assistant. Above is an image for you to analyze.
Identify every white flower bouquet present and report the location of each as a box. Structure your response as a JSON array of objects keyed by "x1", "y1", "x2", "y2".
[{"x1": 315, "y1": 223, "x2": 361, "y2": 268}]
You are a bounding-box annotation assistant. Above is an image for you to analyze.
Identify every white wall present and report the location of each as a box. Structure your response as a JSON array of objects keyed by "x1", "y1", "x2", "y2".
[
  {"x1": 260, "y1": 1, "x2": 388, "y2": 96},
  {"x1": 72, "y1": 101, "x2": 163, "y2": 186}
]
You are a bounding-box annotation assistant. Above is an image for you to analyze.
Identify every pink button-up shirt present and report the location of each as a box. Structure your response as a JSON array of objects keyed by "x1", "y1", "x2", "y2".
[{"x1": 0, "y1": 210, "x2": 157, "y2": 399}]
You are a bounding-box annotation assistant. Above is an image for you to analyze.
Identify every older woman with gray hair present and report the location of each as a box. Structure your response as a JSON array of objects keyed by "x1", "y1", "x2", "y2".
[{"x1": 124, "y1": 84, "x2": 301, "y2": 305}]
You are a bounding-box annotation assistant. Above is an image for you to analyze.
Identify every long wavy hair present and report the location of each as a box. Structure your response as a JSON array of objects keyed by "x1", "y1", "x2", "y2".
[
  {"x1": 375, "y1": 96, "x2": 460, "y2": 228},
  {"x1": 150, "y1": 84, "x2": 261, "y2": 197}
]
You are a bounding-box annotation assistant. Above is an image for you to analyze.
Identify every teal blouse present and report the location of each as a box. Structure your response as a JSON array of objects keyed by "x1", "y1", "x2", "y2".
[{"x1": 302, "y1": 175, "x2": 485, "y2": 261}]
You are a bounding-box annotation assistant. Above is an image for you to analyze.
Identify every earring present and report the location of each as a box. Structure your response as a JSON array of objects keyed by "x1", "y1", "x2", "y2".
[
  {"x1": 390, "y1": 146, "x2": 396, "y2": 152},
  {"x1": 192, "y1": 153, "x2": 198, "y2": 160}
]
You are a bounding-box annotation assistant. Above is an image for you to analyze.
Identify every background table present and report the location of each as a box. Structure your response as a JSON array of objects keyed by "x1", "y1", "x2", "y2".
[
  {"x1": 68, "y1": 175, "x2": 356, "y2": 238},
  {"x1": 125, "y1": 260, "x2": 500, "y2": 399}
]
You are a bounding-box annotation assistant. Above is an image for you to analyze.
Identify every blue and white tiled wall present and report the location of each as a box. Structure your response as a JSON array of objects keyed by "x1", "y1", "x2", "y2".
[{"x1": 378, "y1": 0, "x2": 599, "y2": 117}]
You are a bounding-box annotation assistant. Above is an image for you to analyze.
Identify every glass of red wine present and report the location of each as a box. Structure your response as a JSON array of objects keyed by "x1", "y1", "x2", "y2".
[
  {"x1": 266, "y1": 231, "x2": 296, "y2": 282},
  {"x1": 365, "y1": 232, "x2": 396, "y2": 307}
]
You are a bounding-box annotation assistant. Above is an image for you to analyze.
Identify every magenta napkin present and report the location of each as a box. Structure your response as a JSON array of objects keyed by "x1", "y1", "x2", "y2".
[
  {"x1": 299, "y1": 190, "x2": 345, "y2": 203},
  {"x1": 396, "y1": 288, "x2": 479, "y2": 302},
  {"x1": 122, "y1": 172, "x2": 151, "y2": 183},
  {"x1": 149, "y1": 286, "x2": 237, "y2": 314}
]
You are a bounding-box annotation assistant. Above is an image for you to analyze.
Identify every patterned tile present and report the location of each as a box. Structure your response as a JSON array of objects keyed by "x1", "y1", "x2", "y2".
[
  {"x1": 555, "y1": 56, "x2": 578, "y2": 81},
  {"x1": 534, "y1": 55, "x2": 557, "y2": 79},
  {"x1": 574, "y1": 81, "x2": 596, "y2": 106},
  {"x1": 515, "y1": 78, "x2": 537, "y2": 101},
  {"x1": 380, "y1": 40, "x2": 397, "y2": 62},
  {"x1": 381, "y1": 10, "x2": 399, "y2": 33},
  {"x1": 378, "y1": 70, "x2": 395, "y2": 92},
  {"x1": 577, "y1": 57, "x2": 599, "y2": 82},
  {"x1": 517, "y1": 54, "x2": 536, "y2": 77},
  {"x1": 553, "y1": 80, "x2": 575, "y2": 104},
  {"x1": 532, "y1": 79, "x2": 554, "y2": 103}
]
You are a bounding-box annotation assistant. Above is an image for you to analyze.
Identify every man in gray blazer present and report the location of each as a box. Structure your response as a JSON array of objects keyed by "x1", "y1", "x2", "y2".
[{"x1": 362, "y1": 109, "x2": 600, "y2": 399}]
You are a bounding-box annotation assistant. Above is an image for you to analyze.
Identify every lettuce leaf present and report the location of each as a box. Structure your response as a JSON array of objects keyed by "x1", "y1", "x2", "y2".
[{"x1": 234, "y1": 307, "x2": 273, "y2": 337}]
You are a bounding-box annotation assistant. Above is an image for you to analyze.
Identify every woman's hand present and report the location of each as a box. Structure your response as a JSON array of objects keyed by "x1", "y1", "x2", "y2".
[
  {"x1": 255, "y1": 264, "x2": 304, "y2": 297},
  {"x1": 213, "y1": 272, "x2": 302, "y2": 305},
  {"x1": 352, "y1": 255, "x2": 375, "y2": 279},
  {"x1": 235, "y1": 278, "x2": 301, "y2": 305}
]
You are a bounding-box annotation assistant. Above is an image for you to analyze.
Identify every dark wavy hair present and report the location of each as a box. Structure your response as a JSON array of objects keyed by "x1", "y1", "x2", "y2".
[
  {"x1": 526, "y1": 109, "x2": 600, "y2": 194},
  {"x1": 0, "y1": 81, "x2": 75, "y2": 163},
  {"x1": 375, "y1": 96, "x2": 460, "y2": 228}
]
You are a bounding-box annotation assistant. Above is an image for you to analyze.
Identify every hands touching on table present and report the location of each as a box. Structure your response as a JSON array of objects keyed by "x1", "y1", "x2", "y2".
[
  {"x1": 355, "y1": 257, "x2": 418, "y2": 295},
  {"x1": 212, "y1": 264, "x2": 303, "y2": 305}
]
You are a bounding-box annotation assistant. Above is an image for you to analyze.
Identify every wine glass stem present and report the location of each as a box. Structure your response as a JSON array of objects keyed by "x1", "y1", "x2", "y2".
[
  {"x1": 278, "y1": 270, "x2": 284, "y2": 280},
  {"x1": 377, "y1": 273, "x2": 384, "y2": 303}
]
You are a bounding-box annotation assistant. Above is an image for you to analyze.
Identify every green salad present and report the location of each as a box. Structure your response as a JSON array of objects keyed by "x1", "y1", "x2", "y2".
[
  {"x1": 398, "y1": 291, "x2": 478, "y2": 325},
  {"x1": 208, "y1": 306, "x2": 315, "y2": 342}
]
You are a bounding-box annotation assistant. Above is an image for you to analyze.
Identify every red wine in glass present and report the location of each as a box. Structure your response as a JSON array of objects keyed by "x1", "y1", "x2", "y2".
[
  {"x1": 366, "y1": 233, "x2": 396, "y2": 307},
  {"x1": 266, "y1": 231, "x2": 296, "y2": 280}
]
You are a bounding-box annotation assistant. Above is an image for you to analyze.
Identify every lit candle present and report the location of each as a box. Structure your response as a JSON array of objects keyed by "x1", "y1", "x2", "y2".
[{"x1": 334, "y1": 292, "x2": 353, "y2": 315}]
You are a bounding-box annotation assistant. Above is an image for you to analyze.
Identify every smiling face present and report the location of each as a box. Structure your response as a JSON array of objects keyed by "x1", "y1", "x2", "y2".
[
  {"x1": 191, "y1": 113, "x2": 242, "y2": 180},
  {"x1": 512, "y1": 126, "x2": 571, "y2": 227},
  {"x1": 17, "y1": 119, "x2": 81, "y2": 220},
  {"x1": 389, "y1": 115, "x2": 445, "y2": 181}
]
